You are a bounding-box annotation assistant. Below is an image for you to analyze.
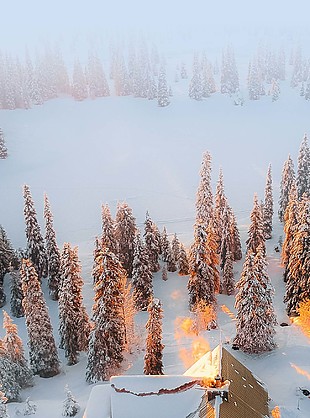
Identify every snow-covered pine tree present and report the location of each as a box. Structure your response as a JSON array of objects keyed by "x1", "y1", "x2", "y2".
[
  {"x1": 16, "y1": 397, "x2": 37, "y2": 416},
  {"x1": 0, "y1": 227, "x2": 13, "y2": 307},
  {"x1": 206, "y1": 218, "x2": 220, "y2": 294},
  {"x1": 62, "y1": 385, "x2": 80, "y2": 417},
  {"x1": 189, "y1": 55, "x2": 203, "y2": 100},
  {"x1": 87, "y1": 54, "x2": 110, "y2": 99},
  {"x1": 10, "y1": 265, "x2": 24, "y2": 318},
  {"x1": 222, "y1": 249, "x2": 234, "y2": 295},
  {"x1": 282, "y1": 182, "x2": 298, "y2": 281},
  {"x1": 178, "y1": 243, "x2": 189, "y2": 276},
  {"x1": 297, "y1": 133, "x2": 310, "y2": 199},
  {"x1": 0, "y1": 339, "x2": 21, "y2": 402},
  {"x1": 171, "y1": 234, "x2": 180, "y2": 264},
  {"x1": 131, "y1": 233, "x2": 153, "y2": 311},
  {"x1": 263, "y1": 164, "x2": 273, "y2": 240},
  {"x1": 246, "y1": 194, "x2": 266, "y2": 256},
  {"x1": 180, "y1": 62, "x2": 188, "y2": 79},
  {"x1": 221, "y1": 46, "x2": 239, "y2": 95},
  {"x1": 101, "y1": 204, "x2": 117, "y2": 255},
  {"x1": 196, "y1": 151, "x2": 213, "y2": 227},
  {"x1": 270, "y1": 78, "x2": 280, "y2": 101},
  {"x1": 188, "y1": 222, "x2": 217, "y2": 328},
  {"x1": 284, "y1": 196, "x2": 310, "y2": 316},
  {"x1": 161, "y1": 227, "x2": 170, "y2": 262},
  {"x1": 229, "y1": 206, "x2": 242, "y2": 261},
  {"x1": 220, "y1": 206, "x2": 235, "y2": 295},
  {"x1": 234, "y1": 247, "x2": 276, "y2": 353},
  {"x1": 157, "y1": 66, "x2": 170, "y2": 107},
  {"x1": 214, "y1": 168, "x2": 226, "y2": 250},
  {"x1": 71, "y1": 59, "x2": 88, "y2": 101},
  {"x1": 144, "y1": 212, "x2": 161, "y2": 273},
  {"x1": 86, "y1": 246, "x2": 126, "y2": 383},
  {"x1": 59, "y1": 243, "x2": 90, "y2": 365},
  {"x1": 278, "y1": 155, "x2": 295, "y2": 222},
  {"x1": 115, "y1": 202, "x2": 137, "y2": 278},
  {"x1": 23, "y1": 185, "x2": 48, "y2": 279},
  {"x1": 144, "y1": 298, "x2": 164, "y2": 375},
  {"x1": 44, "y1": 194, "x2": 61, "y2": 300},
  {"x1": 0, "y1": 128, "x2": 8, "y2": 159},
  {"x1": 2, "y1": 311, "x2": 33, "y2": 388},
  {"x1": 20, "y1": 259, "x2": 60, "y2": 377},
  {"x1": 162, "y1": 265, "x2": 168, "y2": 281},
  {"x1": 166, "y1": 245, "x2": 177, "y2": 272}
]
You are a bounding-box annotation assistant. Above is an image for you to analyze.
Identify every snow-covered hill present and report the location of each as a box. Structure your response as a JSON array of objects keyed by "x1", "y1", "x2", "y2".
[{"x1": 1, "y1": 76, "x2": 310, "y2": 417}]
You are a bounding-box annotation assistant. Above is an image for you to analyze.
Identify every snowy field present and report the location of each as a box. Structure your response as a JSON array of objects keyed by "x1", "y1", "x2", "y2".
[{"x1": 1, "y1": 69, "x2": 310, "y2": 417}]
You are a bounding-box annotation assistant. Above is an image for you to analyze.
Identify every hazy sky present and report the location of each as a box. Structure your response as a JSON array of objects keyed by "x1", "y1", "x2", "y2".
[{"x1": 1, "y1": 0, "x2": 309, "y2": 51}]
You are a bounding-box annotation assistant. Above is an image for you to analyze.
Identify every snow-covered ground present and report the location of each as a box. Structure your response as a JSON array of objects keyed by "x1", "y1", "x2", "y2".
[{"x1": 1, "y1": 60, "x2": 310, "y2": 417}]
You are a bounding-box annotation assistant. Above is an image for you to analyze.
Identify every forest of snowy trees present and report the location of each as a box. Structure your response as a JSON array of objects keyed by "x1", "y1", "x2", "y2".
[
  {"x1": 1, "y1": 40, "x2": 310, "y2": 111},
  {"x1": 1, "y1": 130, "x2": 310, "y2": 412}
]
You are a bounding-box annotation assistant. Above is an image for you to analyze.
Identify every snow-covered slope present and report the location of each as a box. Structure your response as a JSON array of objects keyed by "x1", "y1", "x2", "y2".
[{"x1": 0, "y1": 76, "x2": 310, "y2": 417}]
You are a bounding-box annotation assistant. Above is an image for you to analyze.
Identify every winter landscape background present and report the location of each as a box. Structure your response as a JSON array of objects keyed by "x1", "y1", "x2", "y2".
[{"x1": 1, "y1": 1, "x2": 310, "y2": 417}]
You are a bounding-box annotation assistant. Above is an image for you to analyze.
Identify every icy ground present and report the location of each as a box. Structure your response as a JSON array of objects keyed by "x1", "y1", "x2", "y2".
[{"x1": 0, "y1": 88, "x2": 310, "y2": 417}]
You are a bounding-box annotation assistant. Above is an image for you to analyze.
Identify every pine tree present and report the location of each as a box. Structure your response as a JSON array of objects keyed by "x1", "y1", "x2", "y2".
[
  {"x1": 16, "y1": 397, "x2": 37, "y2": 416},
  {"x1": 263, "y1": 164, "x2": 273, "y2": 240},
  {"x1": 144, "y1": 213, "x2": 161, "y2": 273},
  {"x1": 297, "y1": 134, "x2": 310, "y2": 199},
  {"x1": 189, "y1": 55, "x2": 203, "y2": 100},
  {"x1": 86, "y1": 247, "x2": 126, "y2": 383},
  {"x1": 196, "y1": 151, "x2": 213, "y2": 226},
  {"x1": 166, "y1": 245, "x2": 177, "y2": 272},
  {"x1": 229, "y1": 206, "x2": 242, "y2": 261},
  {"x1": 221, "y1": 46, "x2": 239, "y2": 95},
  {"x1": 44, "y1": 194, "x2": 61, "y2": 300},
  {"x1": 0, "y1": 128, "x2": 8, "y2": 159},
  {"x1": 157, "y1": 66, "x2": 170, "y2": 107},
  {"x1": 222, "y1": 249, "x2": 234, "y2": 295},
  {"x1": 2, "y1": 311, "x2": 33, "y2": 388},
  {"x1": 23, "y1": 185, "x2": 48, "y2": 279},
  {"x1": 0, "y1": 227, "x2": 13, "y2": 307},
  {"x1": 282, "y1": 183, "x2": 298, "y2": 281},
  {"x1": 278, "y1": 155, "x2": 295, "y2": 222},
  {"x1": 10, "y1": 267, "x2": 24, "y2": 318},
  {"x1": 270, "y1": 78, "x2": 280, "y2": 101},
  {"x1": 246, "y1": 194, "x2": 265, "y2": 255},
  {"x1": 214, "y1": 168, "x2": 226, "y2": 249},
  {"x1": 87, "y1": 54, "x2": 110, "y2": 99},
  {"x1": 71, "y1": 59, "x2": 88, "y2": 101},
  {"x1": 62, "y1": 385, "x2": 80, "y2": 417},
  {"x1": 101, "y1": 204, "x2": 117, "y2": 255},
  {"x1": 171, "y1": 234, "x2": 180, "y2": 264},
  {"x1": 0, "y1": 391, "x2": 9, "y2": 418},
  {"x1": 162, "y1": 265, "x2": 168, "y2": 281},
  {"x1": 284, "y1": 196, "x2": 310, "y2": 316},
  {"x1": 115, "y1": 202, "x2": 137, "y2": 278},
  {"x1": 131, "y1": 233, "x2": 153, "y2": 311},
  {"x1": 234, "y1": 247, "x2": 276, "y2": 353},
  {"x1": 144, "y1": 298, "x2": 164, "y2": 375},
  {"x1": 220, "y1": 206, "x2": 235, "y2": 295},
  {"x1": 20, "y1": 259, "x2": 60, "y2": 377},
  {"x1": 0, "y1": 340, "x2": 21, "y2": 402},
  {"x1": 161, "y1": 227, "x2": 170, "y2": 262},
  {"x1": 59, "y1": 244, "x2": 90, "y2": 365},
  {"x1": 178, "y1": 244, "x2": 189, "y2": 276}
]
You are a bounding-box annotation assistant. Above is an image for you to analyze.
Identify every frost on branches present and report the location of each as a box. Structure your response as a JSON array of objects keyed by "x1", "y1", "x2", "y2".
[
  {"x1": 58, "y1": 243, "x2": 90, "y2": 365},
  {"x1": 297, "y1": 133, "x2": 310, "y2": 200},
  {"x1": 0, "y1": 128, "x2": 8, "y2": 159},
  {"x1": 263, "y1": 164, "x2": 273, "y2": 240},
  {"x1": 0, "y1": 391, "x2": 9, "y2": 418},
  {"x1": 23, "y1": 185, "x2": 48, "y2": 280},
  {"x1": 0, "y1": 226, "x2": 15, "y2": 307},
  {"x1": 62, "y1": 385, "x2": 80, "y2": 417},
  {"x1": 144, "y1": 298, "x2": 164, "y2": 375},
  {"x1": 246, "y1": 194, "x2": 266, "y2": 256},
  {"x1": 101, "y1": 204, "x2": 117, "y2": 255},
  {"x1": 143, "y1": 212, "x2": 161, "y2": 273},
  {"x1": 195, "y1": 151, "x2": 213, "y2": 227},
  {"x1": 20, "y1": 259, "x2": 60, "y2": 378},
  {"x1": 86, "y1": 246, "x2": 126, "y2": 383},
  {"x1": 234, "y1": 247, "x2": 277, "y2": 354}
]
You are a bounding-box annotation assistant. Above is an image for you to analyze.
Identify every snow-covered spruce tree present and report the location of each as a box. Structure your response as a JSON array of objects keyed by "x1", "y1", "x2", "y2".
[
  {"x1": 234, "y1": 248, "x2": 276, "y2": 353},
  {"x1": 221, "y1": 46, "x2": 239, "y2": 95},
  {"x1": 23, "y1": 185, "x2": 48, "y2": 279},
  {"x1": 62, "y1": 385, "x2": 80, "y2": 417},
  {"x1": 0, "y1": 339, "x2": 21, "y2": 402},
  {"x1": 44, "y1": 194, "x2": 61, "y2": 300},
  {"x1": 144, "y1": 212, "x2": 161, "y2": 273},
  {"x1": 246, "y1": 194, "x2": 265, "y2": 256},
  {"x1": 16, "y1": 397, "x2": 37, "y2": 416},
  {"x1": 278, "y1": 155, "x2": 295, "y2": 222},
  {"x1": 284, "y1": 196, "x2": 310, "y2": 316},
  {"x1": 20, "y1": 259, "x2": 60, "y2": 377},
  {"x1": 0, "y1": 226, "x2": 15, "y2": 307},
  {"x1": 282, "y1": 183, "x2": 298, "y2": 281},
  {"x1": 144, "y1": 298, "x2": 164, "y2": 375},
  {"x1": 297, "y1": 133, "x2": 310, "y2": 199},
  {"x1": 86, "y1": 247, "x2": 126, "y2": 383},
  {"x1": 71, "y1": 59, "x2": 88, "y2": 101},
  {"x1": 206, "y1": 218, "x2": 220, "y2": 294},
  {"x1": 178, "y1": 243, "x2": 189, "y2": 276},
  {"x1": 196, "y1": 151, "x2": 213, "y2": 227},
  {"x1": 214, "y1": 168, "x2": 226, "y2": 250},
  {"x1": 59, "y1": 243, "x2": 90, "y2": 365},
  {"x1": 222, "y1": 249, "x2": 234, "y2": 296},
  {"x1": 162, "y1": 265, "x2": 168, "y2": 281},
  {"x1": 189, "y1": 54, "x2": 203, "y2": 100},
  {"x1": 0, "y1": 128, "x2": 8, "y2": 159},
  {"x1": 10, "y1": 265, "x2": 24, "y2": 318},
  {"x1": 131, "y1": 233, "x2": 153, "y2": 311},
  {"x1": 270, "y1": 78, "x2": 280, "y2": 101},
  {"x1": 227, "y1": 206, "x2": 242, "y2": 261},
  {"x1": 157, "y1": 66, "x2": 170, "y2": 107},
  {"x1": 101, "y1": 204, "x2": 118, "y2": 255},
  {"x1": 220, "y1": 206, "x2": 235, "y2": 295},
  {"x1": 166, "y1": 245, "x2": 177, "y2": 272},
  {"x1": 115, "y1": 202, "x2": 137, "y2": 278},
  {"x1": 188, "y1": 222, "x2": 217, "y2": 328},
  {"x1": 171, "y1": 234, "x2": 180, "y2": 264},
  {"x1": 0, "y1": 391, "x2": 9, "y2": 418},
  {"x1": 87, "y1": 53, "x2": 110, "y2": 99},
  {"x1": 263, "y1": 164, "x2": 273, "y2": 240},
  {"x1": 161, "y1": 226, "x2": 170, "y2": 262}
]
